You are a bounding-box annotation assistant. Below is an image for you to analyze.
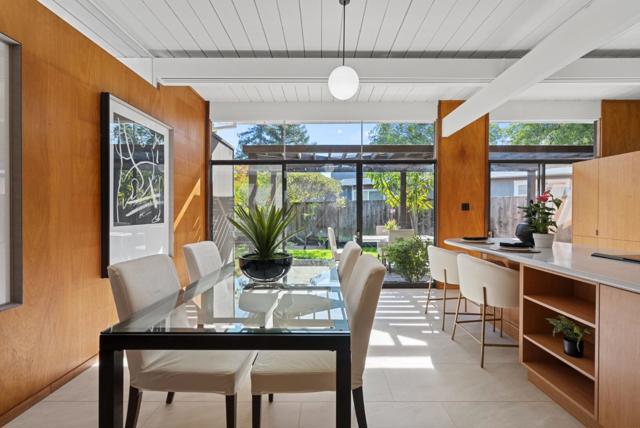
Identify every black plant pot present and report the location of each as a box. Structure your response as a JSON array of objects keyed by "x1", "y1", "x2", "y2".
[
  {"x1": 515, "y1": 223, "x2": 534, "y2": 246},
  {"x1": 239, "y1": 253, "x2": 293, "y2": 283},
  {"x1": 562, "y1": 337, "x2": 584, "y2": 358}
]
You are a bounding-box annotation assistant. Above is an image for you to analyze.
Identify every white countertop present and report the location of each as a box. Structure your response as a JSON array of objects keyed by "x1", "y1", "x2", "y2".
[{"x1": 444, "y1": 238, "x2": 640, "y2": 294}]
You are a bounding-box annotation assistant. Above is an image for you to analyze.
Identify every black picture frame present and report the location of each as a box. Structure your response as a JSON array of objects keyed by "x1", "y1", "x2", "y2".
[{"x1": 100, "y1": 93, "x2": 173, "y2": 278}]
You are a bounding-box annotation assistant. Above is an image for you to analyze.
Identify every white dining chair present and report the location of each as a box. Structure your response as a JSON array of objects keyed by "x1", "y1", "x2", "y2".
[
  {"x1": 328, "y1": 227, "x2": 341, "y2": 261},
  {"x1": 453, "y1": 254, "x2": 519, "y2": 367},
  {"x1": 250, "y1": 254, "x2": 386, "y2": 428},
  {"x1": 337, "y1": 241, "x2": 361, "y2": 290},
  {"x1": 183, "y1": 241, "x2": 223, "y2": 282},
  {"x1": 427, "y1": 245, "x2": 473, "y2": 331},
  {"x1": 107, "y1": 254, "x2": 255, "y2": 428}
]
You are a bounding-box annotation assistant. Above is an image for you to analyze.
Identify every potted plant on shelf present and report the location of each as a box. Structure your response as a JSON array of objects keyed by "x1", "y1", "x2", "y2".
[
  {"x1": 546, "y1": 315, "x2": 591, "y2": 358},
  {"x1": 519, "y1": 190, "x2": 562, "y2": 248},
  {"x1": 228, "y1": 204, "x2": 298, "y2": 283}
]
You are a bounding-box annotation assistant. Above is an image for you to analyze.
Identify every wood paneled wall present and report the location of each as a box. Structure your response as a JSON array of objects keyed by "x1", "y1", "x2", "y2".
[
  {"x1": 572, "y1": 151, "x2": 640, "y2": 252},
  {"x1": 600, "y1": 100, "x2": 640, "y2": 157},
  {"x1": 436, "y1": 100, "x2": 489, "y2": 248},
  {"x1": 0, "y1": 0, "x2": 208, "y2": 420}
]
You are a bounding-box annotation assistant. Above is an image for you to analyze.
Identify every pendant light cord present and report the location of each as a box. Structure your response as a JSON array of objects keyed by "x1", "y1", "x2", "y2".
[{"x1": 342, "y1": 1, "x2": 346, "y2": 66}]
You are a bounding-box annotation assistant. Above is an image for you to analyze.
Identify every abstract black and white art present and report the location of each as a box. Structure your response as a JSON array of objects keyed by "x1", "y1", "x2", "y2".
[
  {"x1": 101, "y1": 93, "x2": 172, "y2": 277},
  {"x1": 112, "y1": 112, "x2": 165, "y2": 226}
]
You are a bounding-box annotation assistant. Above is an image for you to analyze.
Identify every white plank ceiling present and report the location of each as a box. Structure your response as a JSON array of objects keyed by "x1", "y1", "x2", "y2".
[
  {"x1": 38, "y1": 0, "x2": 640, "y2": 107},
  {"x1": 41, "y1": 0, "x2": 640, "y2": 58}
]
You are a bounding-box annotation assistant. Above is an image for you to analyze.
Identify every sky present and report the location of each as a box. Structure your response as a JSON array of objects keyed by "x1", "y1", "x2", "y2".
[{"x1": 216, "y1": 122, "x2": 379, "y2": 149}]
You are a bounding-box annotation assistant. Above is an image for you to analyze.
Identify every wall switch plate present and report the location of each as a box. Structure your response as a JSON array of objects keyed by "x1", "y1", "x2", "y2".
[{"x1": 461, "y1": 202, "x2": 470, "y2": 211}]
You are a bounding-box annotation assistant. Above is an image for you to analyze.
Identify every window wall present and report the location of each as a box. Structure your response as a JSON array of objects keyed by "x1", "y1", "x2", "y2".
[
  {"x1": 212, "y1": 122, "x2": 435, "y2": 286},
  {"x1": 488, "y1": 122, "x2": 595, "y2": 240}
]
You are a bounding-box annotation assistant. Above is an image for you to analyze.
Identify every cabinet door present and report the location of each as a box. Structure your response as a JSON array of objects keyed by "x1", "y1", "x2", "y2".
[
  {"x1": 572, "y1": 160, "x2": 598, "y2": 238},
  {"x1": 597, "y1": 152, "x2": 640, "y2": 242},
  {"x1": 598, "y1": 285, "x2": 640, "y2": 427}
]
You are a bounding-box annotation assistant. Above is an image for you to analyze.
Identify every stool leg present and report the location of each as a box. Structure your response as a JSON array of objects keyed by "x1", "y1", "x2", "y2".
[
  {"x1": 492, "y1": 306, "x2": 496, "y2": 332},
  {"x1": 425, "y1": 278, "x2": 433, "y2": 315},
  {"x1": 480, "y1": 287, "x2": 487, "y2": 368},
  {"x1": 441, "y1": 280, "x2": 447, "y2": 331},
  {"x1": 451, "y1": 292, "x2": 462, "y2": 341},
  {"x1": 500, "y1": 307, "x2": 504, "y2": 337}
]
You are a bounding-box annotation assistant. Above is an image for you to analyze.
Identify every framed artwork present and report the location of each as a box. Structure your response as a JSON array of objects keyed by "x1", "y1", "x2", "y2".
[
  {"x1": 0, "y1": 32, "x2": 22, "y2": 312},
  {"x1": 100, "y1": 93, "x2": 173, "y2": 277}
]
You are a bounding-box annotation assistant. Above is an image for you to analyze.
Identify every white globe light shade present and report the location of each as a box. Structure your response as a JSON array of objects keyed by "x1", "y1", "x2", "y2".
[{"x1": 328, "y1": 65, "x2": 359, "y2": 100}]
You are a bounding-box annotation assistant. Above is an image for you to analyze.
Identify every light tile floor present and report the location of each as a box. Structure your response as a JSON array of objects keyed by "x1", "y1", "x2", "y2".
[{"x1": 8, "y1": 289, "x2": 583, "y2": 428}]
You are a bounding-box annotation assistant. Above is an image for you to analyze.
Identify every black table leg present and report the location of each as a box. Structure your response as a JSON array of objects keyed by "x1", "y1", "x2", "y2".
[
  {"x1": 336, "y1": 347, "x2": 351, "y2": 428},
  {"x1": 99, "y1": 349, "x2": 123, "y2": 428}
]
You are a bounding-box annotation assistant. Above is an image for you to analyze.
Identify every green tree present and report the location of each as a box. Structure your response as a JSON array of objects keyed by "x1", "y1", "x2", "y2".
[
  {"x1": 286, "y1": 173, "x2": 341, "y2": 204},
  {"x1": 286, "y1": 172, "x2": 342, "y2": 249},
  {"x1": 367, "y1": 123, "x2": 435, "y2": 145},
  {"x1": 365, "y1": 123, "x2": 435, "y2": 229},
  {"x1": 235, "y1": 124, "x2": 312, "y2": 158},
  {"x1": 489, "y1": 123, "x2": 594, "y2": 146}
]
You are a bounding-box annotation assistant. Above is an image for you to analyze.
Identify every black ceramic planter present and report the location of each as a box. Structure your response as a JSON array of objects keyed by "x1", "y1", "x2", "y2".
[
  {"x1": 563, "y1": 337, "x2": 584, "y2": 358},
  {"x1": 239, "y1": 253, "x2": 293, "y2": 283}
]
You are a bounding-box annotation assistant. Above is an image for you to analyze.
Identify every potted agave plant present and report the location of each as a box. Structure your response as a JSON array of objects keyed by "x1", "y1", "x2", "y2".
[
  {"x1": 546, "y1": 315, "x2": 591, "y2": 358},
  {"x1": 519, "y1": 190, "x2": 563, "y2": 248},
  {"x1": 228, "y1": 204, "x2": 298, "y2": 283}
]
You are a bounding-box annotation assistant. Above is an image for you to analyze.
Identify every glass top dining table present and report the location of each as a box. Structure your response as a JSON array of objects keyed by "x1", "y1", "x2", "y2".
[{"x1": 99, "y1": 263, "x2": 352, "y2": 428}]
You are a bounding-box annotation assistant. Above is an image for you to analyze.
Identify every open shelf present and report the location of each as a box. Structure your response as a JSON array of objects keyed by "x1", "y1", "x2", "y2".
[
  {"x1": 525, "y1": 359, "x2": 595, "y2": 417},
  {"x1": 524, "y1": 294, "x2": 595, "y2": 327},
  {"x1": 524, "y1": 333, "x2": 595, "y2": 379}
]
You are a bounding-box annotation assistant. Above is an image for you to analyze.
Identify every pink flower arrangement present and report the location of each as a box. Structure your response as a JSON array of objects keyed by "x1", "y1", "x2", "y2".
[
  {"x1": 519, "y1": 190, "x2": 563, "y2": 234},
  {"x1": 536, "y1": 190, "x2": 551, "y2": 203}
]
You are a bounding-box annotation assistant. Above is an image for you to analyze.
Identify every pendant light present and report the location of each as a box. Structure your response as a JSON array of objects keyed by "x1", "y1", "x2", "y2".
[{"x1": 328, "y1": 0, "x2": 359, "y2": 101}]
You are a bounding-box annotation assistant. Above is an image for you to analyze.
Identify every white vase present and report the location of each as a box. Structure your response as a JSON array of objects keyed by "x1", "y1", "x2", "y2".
[{"x1": 532, "y1": 233, "x2": 554, "y2": 248}]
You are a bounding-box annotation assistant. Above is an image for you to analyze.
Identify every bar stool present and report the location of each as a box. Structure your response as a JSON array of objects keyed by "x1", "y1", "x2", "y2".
[
  {"x1": 426, "y1": 245, "x2": 473, "y2": 331},
  {"x1": 453, "y1": 254, "x2": 519, "y2": 367}
]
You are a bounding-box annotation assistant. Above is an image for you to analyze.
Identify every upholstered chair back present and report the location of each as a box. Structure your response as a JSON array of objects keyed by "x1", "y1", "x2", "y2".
[
  {"x1": 457, "y1": 254, "x2": 519, "y2": 309},
  {"x1": 337, "y1": 241, "x2": 361, "y2": 289},
  {"x1": 427, "y1": 245, "x2": 460, "y2": 285},
  {"x1": 107, "y1": 254, "x2": 182, "y2": 377},
  {"x1": 183, "y1": 241, "x2": 223, "y2": 283},
  {"x1": 342, "y1": 254, "x2": 386, "y2": 388},
  {"x1": 327, "y1": 227, "x2": 339, "y2": 260}
]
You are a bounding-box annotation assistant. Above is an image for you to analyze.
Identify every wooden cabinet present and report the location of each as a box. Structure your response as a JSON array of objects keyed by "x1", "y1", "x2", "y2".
[
  {"x1": 572, "y1": 160, "x2": 598, "y2": 239},
  {"x1": 597, "y1": 152, "x2": 640, "y2": 242},
  {"x1": 598, "y1": 285, "x2": 640, "y2": 428},
  {"x1": 573, "y1": 151, "x2": 640, "y2": 250}
]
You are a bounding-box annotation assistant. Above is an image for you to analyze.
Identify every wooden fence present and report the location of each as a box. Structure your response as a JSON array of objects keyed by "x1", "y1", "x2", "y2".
[
  {"x1": 489, "y1": 196, "x2": 527, "y2": 237},
  {"x1": 289, "y1": 200, "x2": 435, "y2": 245}
]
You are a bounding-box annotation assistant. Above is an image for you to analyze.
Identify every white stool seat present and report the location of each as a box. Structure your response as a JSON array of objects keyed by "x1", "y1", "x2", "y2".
[{"x1": 453, "y1": 254, "x2": 520, "y2": 367}]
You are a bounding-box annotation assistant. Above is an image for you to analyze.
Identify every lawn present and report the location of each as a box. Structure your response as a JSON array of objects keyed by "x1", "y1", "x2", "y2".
[{"x1": 289, "y1": 247, "x2": 377, "y2": 260}]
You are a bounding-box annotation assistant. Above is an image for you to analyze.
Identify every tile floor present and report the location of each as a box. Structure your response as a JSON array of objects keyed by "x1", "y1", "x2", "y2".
[{"x1": 8, "y1": 289, "x2": 583, "y2": 428}]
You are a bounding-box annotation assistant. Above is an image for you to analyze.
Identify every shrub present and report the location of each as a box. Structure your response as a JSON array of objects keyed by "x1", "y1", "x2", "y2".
[{"x1": 385, "y1": 236, "x2": 430, "y2": 283}]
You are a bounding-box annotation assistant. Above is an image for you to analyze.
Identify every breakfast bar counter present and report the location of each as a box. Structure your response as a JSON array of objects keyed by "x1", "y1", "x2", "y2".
[
  {"x1": 445, "y1": 238, "x2": 640, "y2": 428},
  {"x1": 445, "y1": 239, "x2": 640, "y2": 294}
]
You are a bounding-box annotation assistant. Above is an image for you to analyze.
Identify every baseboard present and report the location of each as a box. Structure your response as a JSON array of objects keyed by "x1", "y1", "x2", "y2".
[{"x1": 0, "y1": 355, "x2": 97, "y2": 427}]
